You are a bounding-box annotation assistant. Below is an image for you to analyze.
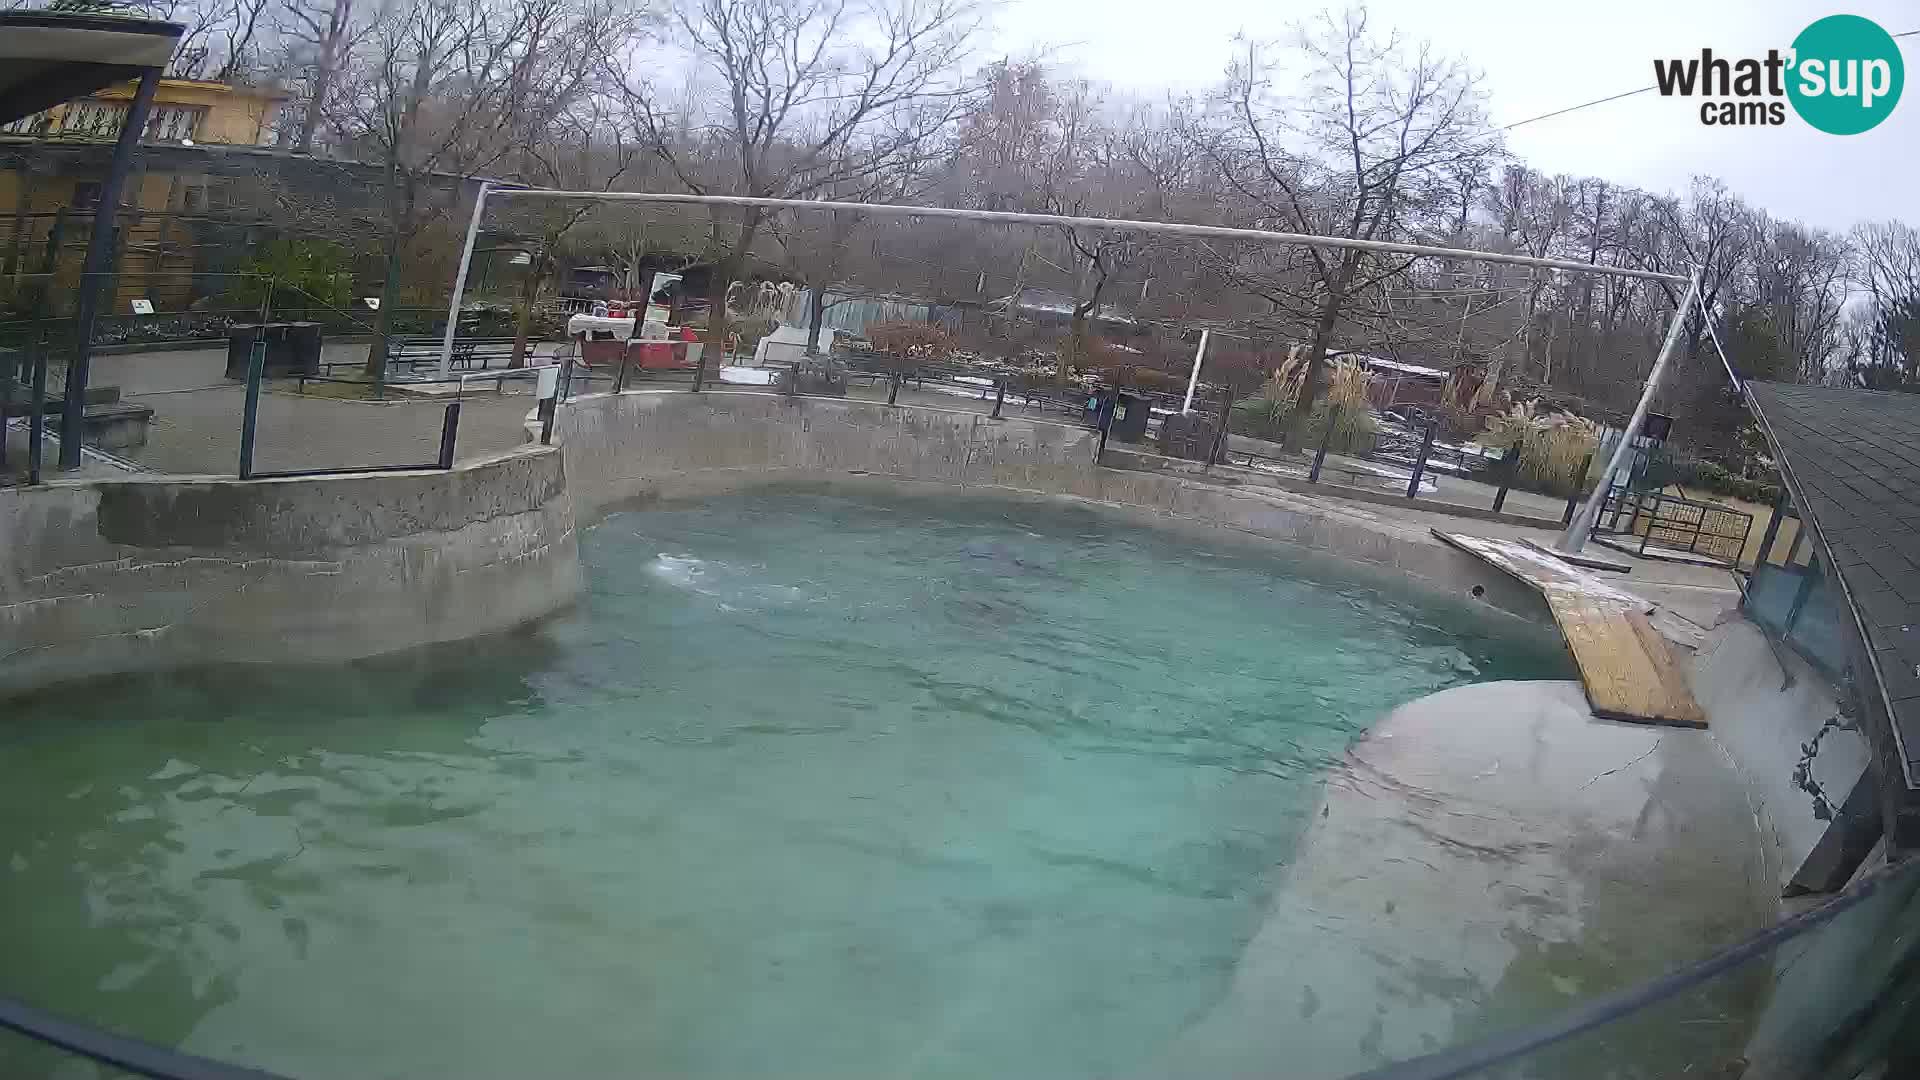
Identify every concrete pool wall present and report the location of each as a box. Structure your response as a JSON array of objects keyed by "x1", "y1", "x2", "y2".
[
  {"x1": 550, "y1": 389, "x2": 1552, "y2": 624},
  {"x1": 0, "y1": 446, "x2": 580, "y2": 696}
]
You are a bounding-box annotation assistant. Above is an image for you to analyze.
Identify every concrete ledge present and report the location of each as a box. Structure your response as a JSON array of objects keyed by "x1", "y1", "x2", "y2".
[{"x1": 0, "y1": 445, "x2": 582, "y2": 696}]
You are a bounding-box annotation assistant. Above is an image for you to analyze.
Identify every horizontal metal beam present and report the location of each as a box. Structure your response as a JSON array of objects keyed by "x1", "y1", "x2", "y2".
[{"x1": 485, "y1": 189, "x2": 1691, "y2": 285}]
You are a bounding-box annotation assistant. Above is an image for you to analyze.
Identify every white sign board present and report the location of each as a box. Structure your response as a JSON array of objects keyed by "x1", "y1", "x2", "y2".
[
  {"x1": 363, "y1": 297, "x2": 382, "y2": 311},
  {"x1": 129, "y1": 299, "x2": 155, "y2": 315}
]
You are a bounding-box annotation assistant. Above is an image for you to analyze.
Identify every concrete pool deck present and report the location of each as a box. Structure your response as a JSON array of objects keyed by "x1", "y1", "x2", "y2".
[{"x1": 1149, "y1": 680, "x2": 1779, "y2": 1078}]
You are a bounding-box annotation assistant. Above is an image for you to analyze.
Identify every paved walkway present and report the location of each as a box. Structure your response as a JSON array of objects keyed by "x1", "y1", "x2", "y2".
[{"x1": 88, "y1": 346, "x2": 543, "y2": 476}]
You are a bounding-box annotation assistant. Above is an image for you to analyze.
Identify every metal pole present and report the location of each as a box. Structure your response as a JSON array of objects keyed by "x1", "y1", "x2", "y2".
[
  {"x1": 1309, "y1": 408, "x2": 1337, "y2": 484},
  {"x1": 437, "y1": 401, "x2": 461, "y2": 468},
  {"x1": 1558, "y1": 268, "x2": 1703, "y2": 553},
  {"x1": 484, "y1": 189, "x2": 1690, "y2": 285},
  {"x1": 238, "y1": 338, "x2": 264, "y2": 479},
  {"x1": 1562, "y1": 453, "x2": 1593, "y2": 526},
  {"x1": 1095, "y1": 389, "x2": 1114, "y2": 464},
  {"x1": 438, "y1": 182, "x2": 490, "y2": 378},
  {"x1": 1753, "y1": 491, "x2": 1789, "y2": 569},
  {"x1": 0, "y1": 343, "x2": 13, "y2": 471},
  {"x1": 26, "y1": 332, "x2": 48, "y2": 484},
  {"x1": 1406, "y1": 423, "x2": 1436, "y2": 500},
  {"x1": 62, "y1": 67, "x2": 161, "y2": 470},
  {"x1": 1181, "y1": 328, "x2": 1209, "y2": 413},
  {"x1": 1491, "y1": 443, "x2": 1521, "y2": 513}
]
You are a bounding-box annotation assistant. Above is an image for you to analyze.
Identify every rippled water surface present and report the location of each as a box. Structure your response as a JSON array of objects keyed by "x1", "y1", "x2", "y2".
[{"x1": 0, "y1": 489, "x2": 1570, "y2": 1078}]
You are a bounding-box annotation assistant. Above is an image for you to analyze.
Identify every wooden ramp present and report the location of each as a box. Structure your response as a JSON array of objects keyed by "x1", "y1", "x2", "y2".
[{"x1": 1434, "y1": 530, "x2": 1706, "y2": 728}]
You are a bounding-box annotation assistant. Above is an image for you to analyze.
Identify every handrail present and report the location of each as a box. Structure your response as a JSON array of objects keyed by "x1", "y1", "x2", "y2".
[
  {"x1": 5, "y1": 852, "x2": 1914, "y2": 1080},
  {"x1": 0, "y1": 996, "x2": 290, "y2": 1080}
]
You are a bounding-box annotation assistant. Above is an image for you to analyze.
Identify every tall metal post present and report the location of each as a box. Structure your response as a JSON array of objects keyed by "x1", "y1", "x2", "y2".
[
  {"x1": 1753, "y1": 490, "x2": 1789, "y2": 569},
  {"x1": 1309, "y1": 408, "x2": 1337, "y2": 484},
  {"x1": 0, "y1": 342, "x2": 14, "y2": 471},
  {"x1": 438, "y1": 182, "x2": 490, "y2": 378},
  {"x1": 238, "y1": 338, "x2": 264, "y2": 479},
  {"x1": 1558, "y1": 268, "x2": 1703, "y2": 553},
  {"x1": 61, "y1": 67, "x2": 161, "y2": 470},
  {"x1": 1181, "y1": 328, "x2": 1209, "y2": 413},
  {"x1": 1406, "y1": 423, "x2": 1436, "y2": 499},
  {"x1": 1491, "y1": 443, "x2": 1521, "y2": 513},
  {"x1": 27, "y1": 335, "x2": 47, "y2": 484},
  {"x1": 437, "y1": 401, "x2": 462, "y2": 468}
]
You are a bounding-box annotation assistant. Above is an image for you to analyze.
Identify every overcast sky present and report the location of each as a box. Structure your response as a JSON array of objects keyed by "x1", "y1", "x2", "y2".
[{"x1": 991, "y1": 0, "x2": 1916, "y2": 234}]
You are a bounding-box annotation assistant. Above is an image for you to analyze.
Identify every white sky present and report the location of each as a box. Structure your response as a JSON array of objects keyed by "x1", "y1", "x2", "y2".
[{"x1": 992, "y1": 0, "x2": 1917, "y2": 234}]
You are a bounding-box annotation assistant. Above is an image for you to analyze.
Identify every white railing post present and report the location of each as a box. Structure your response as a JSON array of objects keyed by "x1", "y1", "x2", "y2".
[
  {"x1": 438, "y1": 182, "x2": 491, "y2": 379},
  {"x1": 1558, "y1": 267, "x2": 1703, "y2": 553},
  {"x1": 1182, "y1": 328, "x2": 1210, "y2": 413}
]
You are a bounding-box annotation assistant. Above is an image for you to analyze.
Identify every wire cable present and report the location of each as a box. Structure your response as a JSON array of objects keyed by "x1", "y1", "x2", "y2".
[
  {"x1": 1500, "y1": 85, "x2": 1656, "y2": 132},
  {"x1": 1698, "y1": 290, "x2": 1744, "y2": 392}
]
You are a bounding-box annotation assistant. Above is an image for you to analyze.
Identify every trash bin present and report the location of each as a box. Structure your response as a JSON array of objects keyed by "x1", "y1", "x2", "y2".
[
  {"x1": 284, "y1": 321, "x2": 323, "y2": 375},
  {"x1": 225, "y1": 323, "x2": 325, "y2": 380},
  {"x1": 1109, "y1": 391, "x2": 1150, "y2": 443}
]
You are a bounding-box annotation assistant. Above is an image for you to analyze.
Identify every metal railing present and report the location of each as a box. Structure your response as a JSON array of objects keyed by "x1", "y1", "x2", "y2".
[
  {"x1": 1592, "y1": 487, "x2": 1752, "y2": 568},
  {"x1": 1208, "y1": 404, "x2": 1583, "y2": 523},
  {"x1": 5, "y1": 848, "x2": 1915, "y2": 1080}
]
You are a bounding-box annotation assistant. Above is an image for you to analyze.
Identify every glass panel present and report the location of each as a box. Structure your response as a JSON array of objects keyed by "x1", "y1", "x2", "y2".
[
  {"x1": 1785, "y1": 558, "x2": 1853, "y2": 675},
  {"x1": 1434, "y1": 856, "x2": 1920, "y2": 1080},
  {"x1": 1747, "y1": 561, "x2": 1806, "y2": 635}
]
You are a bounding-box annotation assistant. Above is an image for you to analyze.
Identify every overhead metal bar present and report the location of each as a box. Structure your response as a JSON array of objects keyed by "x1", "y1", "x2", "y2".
[
  {"x1": 475, "y1": 188, "x2": 1692, "y2": 284},
  {"x1": 441, "y1": 187, "x2": 1697, "y2": 554}
]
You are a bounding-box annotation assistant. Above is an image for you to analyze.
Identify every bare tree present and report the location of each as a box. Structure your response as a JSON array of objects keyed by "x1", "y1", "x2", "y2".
[
  {"x1": 1194, "y1": 8, "x2": 1500, "y2": 442},
  {"x1": 1842, "y1": 220, "x2": 1920, "y2": 390},
  {"x1": 325, "y1": 0, "x2": 632, "y2": 376},
  {"x1": 1747, "y1": 216, "x2": 1849, "y2": 383},
  {"x1": 163, "y1": 0, "x2": 275, "y2": 80},
  {"x1": 609, "y1": 0, "x2": 982, "y2": 385},
  {"x1": 279, "y1": 0, "x2": 359, "y2": 152}
]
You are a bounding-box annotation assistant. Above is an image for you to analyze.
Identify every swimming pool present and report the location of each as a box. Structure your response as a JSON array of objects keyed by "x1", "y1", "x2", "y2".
[{"x1": 0, "y1": 488, "x2": 1571, "y2": 1078}]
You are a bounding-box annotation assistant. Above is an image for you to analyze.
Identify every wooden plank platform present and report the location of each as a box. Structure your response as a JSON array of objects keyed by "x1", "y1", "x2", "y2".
[{"x1": 1434, "y1": 530, "x2": 1706, "y2": 728}]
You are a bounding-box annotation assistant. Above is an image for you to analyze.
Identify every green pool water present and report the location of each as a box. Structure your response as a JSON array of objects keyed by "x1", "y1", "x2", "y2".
[{"x1": 0, "y1": 489, "x2": 1570, "y2": 1079}]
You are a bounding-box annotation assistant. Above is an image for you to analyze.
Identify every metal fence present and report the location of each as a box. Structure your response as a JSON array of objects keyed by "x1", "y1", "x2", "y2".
[
  {"x1": 2, "y1": 286, "x2": 549, "y2": 484},
  {"x1": 1198, "y1": 403, "x2": 1587, "y2": 525},
  {"x1": 1591, "y1": 487, "x2": 1754, "y2": 568}
]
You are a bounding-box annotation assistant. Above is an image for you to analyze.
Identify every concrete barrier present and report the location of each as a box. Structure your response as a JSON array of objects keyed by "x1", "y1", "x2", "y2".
[
  {"x1": 549, "y1": 389, "x2": 1104, "y2": 518},
  {"x1": 1, "y1": 445, "x2": 581, "y2": 696}
]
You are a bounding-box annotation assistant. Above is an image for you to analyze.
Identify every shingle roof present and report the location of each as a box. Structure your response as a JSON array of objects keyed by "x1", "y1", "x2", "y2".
[{"x1": 1746, "y1": 382, "x2": 1920, "y2": 788}]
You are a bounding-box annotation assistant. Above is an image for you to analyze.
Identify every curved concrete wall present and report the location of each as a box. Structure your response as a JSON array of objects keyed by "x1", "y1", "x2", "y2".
[
  {"x1": 552, "y1": 390, "x2": 1552, "y2": 624},
  {"x1": 1, "y1": 446, "x2": 581, "y2": 696},
  {"x1": 552, "y1": 389, "x2": 1104, "y2": 517}
]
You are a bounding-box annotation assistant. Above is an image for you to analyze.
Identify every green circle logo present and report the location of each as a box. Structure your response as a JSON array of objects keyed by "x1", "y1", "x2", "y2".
[{"x1": 1787, "y1": 15, "x2": 1904, "y2": 134}]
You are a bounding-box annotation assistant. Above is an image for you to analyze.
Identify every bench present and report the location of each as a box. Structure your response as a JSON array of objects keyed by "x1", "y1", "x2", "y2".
[{"x1": 390, "y1": 336, "x2": 521, "y2": 371}]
